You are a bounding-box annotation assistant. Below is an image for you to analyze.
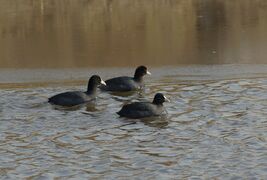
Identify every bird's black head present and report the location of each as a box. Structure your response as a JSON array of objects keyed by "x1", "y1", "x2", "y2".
[
  {"x1": 134, "y1": 65, "x2": 151, "y2": 81},
  {"x1": 87, "y1": 75, "x2": 106, "y2": 92},
  {"x1": 152, "y1": 93, "x2": 169, "y2": 105}
]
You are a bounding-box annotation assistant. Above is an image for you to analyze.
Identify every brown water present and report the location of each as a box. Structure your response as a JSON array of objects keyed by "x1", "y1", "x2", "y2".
[
  {"x1": 0, "y1": 0, "x2": 267, "y2": 68},
  {"x1": 1, "y1": 1, "x2": 267, "y2": 179}
]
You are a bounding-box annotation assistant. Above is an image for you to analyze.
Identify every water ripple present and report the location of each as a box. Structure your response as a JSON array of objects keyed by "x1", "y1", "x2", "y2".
[{"x1": 0, "y1": 77, "x2": 266, "y2": 179}]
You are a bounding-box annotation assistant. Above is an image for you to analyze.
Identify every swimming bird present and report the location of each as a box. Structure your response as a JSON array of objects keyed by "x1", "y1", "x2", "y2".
[
  {"x1": 117, "y1": 93, "x2": 169, "y2": 119},
  {"x1": 48, "y1": 75, "x2": 106, "y2": 107},
  {"x1": 100, "y1": 66, "x2": 151, "y2": 92}
]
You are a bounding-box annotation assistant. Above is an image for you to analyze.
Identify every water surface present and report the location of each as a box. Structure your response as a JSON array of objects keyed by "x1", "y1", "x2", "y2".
[
  {"x1": 1, "y1": 0, "x2": 267, "y2": 179},
  {"x1": 0, "y1": 66, "x2": 267, "y2": 179},
  {"x1": 0, "y1": 0, "x2": 267, "y2": 68}
]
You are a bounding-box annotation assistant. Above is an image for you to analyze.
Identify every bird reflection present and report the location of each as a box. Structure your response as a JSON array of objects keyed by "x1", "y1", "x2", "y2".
[
  {"x1": 85, "y1": 103, "x2": 99, "y2": 112},
  {"x1": 119, "y1": 115, "x2": 169, "y2": 128}
]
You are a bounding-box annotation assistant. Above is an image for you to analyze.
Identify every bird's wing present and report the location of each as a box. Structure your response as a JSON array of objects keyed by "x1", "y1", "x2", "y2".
[
  {"x1": 103, "y1": 77, "x2": 137, "y2": 91},
  {"x1": 118, "y1": 102, "x2": 154, "y2": 118},
  {"x1": 48, "y1": 91, "x2": 86, "y2": 106}
]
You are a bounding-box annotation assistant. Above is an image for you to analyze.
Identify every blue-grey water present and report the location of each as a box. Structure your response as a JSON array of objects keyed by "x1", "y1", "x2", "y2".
[{"x1": 0, "y1": 66, "x2": 267, "y2": 179}]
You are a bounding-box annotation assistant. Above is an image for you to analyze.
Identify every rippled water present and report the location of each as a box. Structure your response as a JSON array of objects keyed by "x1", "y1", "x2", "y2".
[{"x1": 0, "y1": 66, "x2": 267, "y2": 179}]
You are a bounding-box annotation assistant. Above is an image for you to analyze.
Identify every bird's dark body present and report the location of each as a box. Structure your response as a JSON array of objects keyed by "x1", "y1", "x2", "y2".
[
  {"x1": 117, "y1": 102, "x2": 164, "y2": 119},
  {"x1": 48, "y1": 91, "x2": 94, "y2": 107},
  {"x1": 100, "y1": 76, "x2": 142, "y2": 91},
  {"x1": 48, "y1": 75, "x2": 104, "y2": 107},
  {"x1": 100, "y1": 66, "x2": 149, "y2": 92}
]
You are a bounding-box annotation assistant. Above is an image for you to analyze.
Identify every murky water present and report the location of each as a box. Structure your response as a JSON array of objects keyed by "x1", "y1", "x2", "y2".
[
  {"x1": 1, "y1": 0, "x2": 267, "y2": 67},
  {"x1": 0, "y1": 66, "x2": 267, "y2": 179},
  {"x1": 1, "y1": 0, "x2": 267, "y2": 179}
]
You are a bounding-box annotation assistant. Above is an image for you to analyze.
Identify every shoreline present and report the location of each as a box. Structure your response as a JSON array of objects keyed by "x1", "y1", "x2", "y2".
[{"x1": 0, "y1": 64, "x2": 267, "y2": 86}]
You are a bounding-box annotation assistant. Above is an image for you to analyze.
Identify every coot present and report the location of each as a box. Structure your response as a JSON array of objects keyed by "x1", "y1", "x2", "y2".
[
  {"x1": 100, "y1": 66, "x2": 151, "y2": 92},
  {"x1": 48, "y1": 75, "x2": 106, "y2": 107},
  {"x1": 117, "y1": 93, "x2": 169, "y2": 119}
]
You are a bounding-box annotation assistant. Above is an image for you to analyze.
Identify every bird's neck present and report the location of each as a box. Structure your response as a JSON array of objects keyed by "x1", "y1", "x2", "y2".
[
  {"x1": 152, "y1": 101, "x2": 163, "y2": 106},
  {"x1": 87, "y1": 84, "x2": 97, "y2": 94},
  {"x1": 134, "y1": 75, "x2": 143, "y2": 82}
]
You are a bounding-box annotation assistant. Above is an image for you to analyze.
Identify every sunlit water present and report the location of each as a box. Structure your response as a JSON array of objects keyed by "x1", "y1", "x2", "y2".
[
  {"x1": 0, "y1": 66, "x2": 267, "y2": 179},
  {"x1": 1, "y1": 0, "x2": 267, "y2": 67}
]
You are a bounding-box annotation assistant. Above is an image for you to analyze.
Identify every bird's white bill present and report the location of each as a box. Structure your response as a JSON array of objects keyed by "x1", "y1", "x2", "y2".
[
  {"x1": 101, "y1": 80, "x2": 107, "y2": 86},
  {"x1": 164, "y1": 96, "x2": 170, "y2": 102},
  {"x1": 146, "y1": 71, "x2": 151, "y2": 75}
]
